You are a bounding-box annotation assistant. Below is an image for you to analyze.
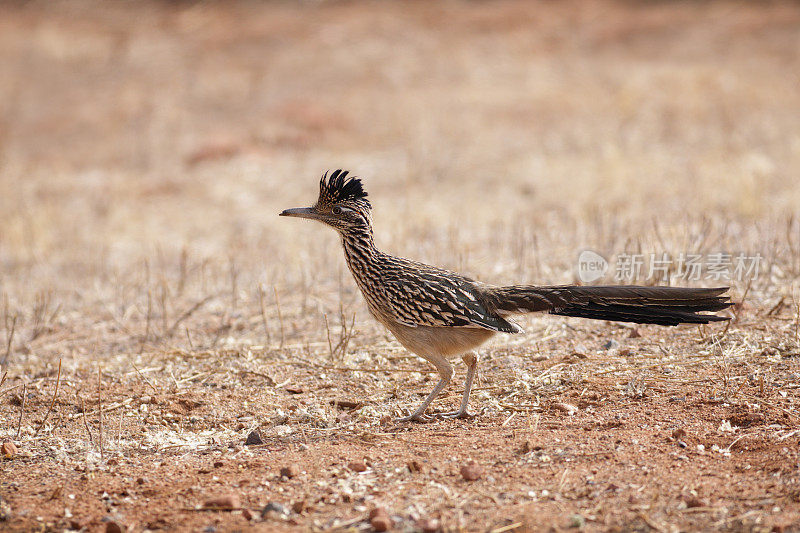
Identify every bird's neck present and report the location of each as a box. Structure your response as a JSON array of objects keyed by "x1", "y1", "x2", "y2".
[
  {"x1": 341, "y1": 225, "x2": 379, "y2": 260},
  {"x1": 340, "y1": 225, "x2": 384, "y2": 290},
  {"x1": 340, "y1": 225, "x2": 392, "y2": 320}
]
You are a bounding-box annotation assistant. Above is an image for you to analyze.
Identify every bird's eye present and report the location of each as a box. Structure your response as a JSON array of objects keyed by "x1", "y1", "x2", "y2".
[{"x1": 332, "y1": 206, "x2": 343, "y2": 215}]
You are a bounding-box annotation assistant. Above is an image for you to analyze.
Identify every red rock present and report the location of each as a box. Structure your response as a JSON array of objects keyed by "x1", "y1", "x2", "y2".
[
  {"x1": 348, "y1": 461, "x2": 368, "y2": 473},
  {"x1": 280, "y1": 465, "x2": 299, "y2": 478},
  {"x1": 672, "y1": 428, "x2": 687, "y2": 440},
  {"x1": 203, "y1": 494, "x2": 241, "y2": 510},
  {"x1": 369, "y1": 507, "x2": 391, "y2": 532},
  {"x1": 105, "y1": 521, "x2": 124, "y2": 533},
  {"x1": 1, "y1": 441, "x2": 17, "y2": 458},
  {"x1": 291, "y1": 499, "x2": 306, "y2": 514},
  {"x1": 460, "y1": 461, "x2": 482, "y2": 481}
]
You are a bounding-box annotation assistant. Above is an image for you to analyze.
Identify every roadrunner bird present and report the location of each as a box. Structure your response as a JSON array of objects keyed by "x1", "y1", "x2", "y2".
[{"x1": 280, "y1": 170, "x2": 732, "y2": 422}]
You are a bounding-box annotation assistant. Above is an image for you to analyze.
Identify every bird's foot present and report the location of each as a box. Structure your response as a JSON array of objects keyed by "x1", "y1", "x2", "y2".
[
  {"x1": 433, "y1": 407, "x2": 482, "y2": 420},
  {"x1": 394, "y1": 412, "x2": 435, "y2": 424}
]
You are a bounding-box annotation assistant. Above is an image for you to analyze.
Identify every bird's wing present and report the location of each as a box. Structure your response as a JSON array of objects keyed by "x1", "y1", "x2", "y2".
[{"x1": 380, "y1": 263, "x2": 519, "y2": 333}]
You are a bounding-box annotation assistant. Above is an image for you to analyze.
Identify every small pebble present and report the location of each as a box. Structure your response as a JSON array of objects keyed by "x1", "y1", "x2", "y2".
[
  {"x1": 460, "y1": 461, "x2": 482, "y2": 481},
  {"x1": 672, "y1": 428, "x2": 687, "y2": 440},
  {"x1": 280, "y1": 465, "x2": 300, "y2": 479},
  {"x1": 628, "y1": 328, "x2": 641, "y2": 338},
  {"x1": 241, "y1": 508, "x2": 254, "y2": 521},
  {"x1": 603, "y1": 339, "x2": 620, "y2": 350},
  {"x1": 291, "y1": 500, "x2": 306, "y2": 514},
  {"x1": 261, "y1": 501, "x2": 290, "y2": 519},
  {"x1": 348, "y1": 461, "x2": 368, "y2": 473},
  {"x1": 203, "y1": 494, "x2": 240, "y2": 510},
  {"x1": 369, "y1": 507, "x2": 391, "y2": 532},
  {"x1": 331, "y1": 399, "x2": 362, "y2": 409},
  {"x1": 245, "y1": 430, "x2": 264, "y2": 446},
  {"x1": 1, "y1": 441, "x2": 17, "y2": 458},
  {"x1": 105, "y1": 520, "x2": 124, "y2": 533}
]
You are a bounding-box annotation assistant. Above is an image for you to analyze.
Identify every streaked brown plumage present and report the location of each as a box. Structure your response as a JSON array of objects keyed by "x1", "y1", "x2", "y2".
[{"x1": 280, "y1": 170, "x2": 732, "y2": 422}]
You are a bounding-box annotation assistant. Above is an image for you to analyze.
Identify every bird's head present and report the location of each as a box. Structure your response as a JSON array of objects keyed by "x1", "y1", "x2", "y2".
[{"x1": 279, "y1": 170, "x2": 372, "y2": 233}]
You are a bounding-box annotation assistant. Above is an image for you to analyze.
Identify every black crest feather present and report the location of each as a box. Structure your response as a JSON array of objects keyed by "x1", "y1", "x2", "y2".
[{"x1": 318, "y1": 169, "x2": 370, "y2": 207}]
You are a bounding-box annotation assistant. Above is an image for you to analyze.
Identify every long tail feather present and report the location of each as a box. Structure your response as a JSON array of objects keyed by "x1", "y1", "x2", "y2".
[{"x1": 486, "y1": 285, "x2": 731, "y2": 326}]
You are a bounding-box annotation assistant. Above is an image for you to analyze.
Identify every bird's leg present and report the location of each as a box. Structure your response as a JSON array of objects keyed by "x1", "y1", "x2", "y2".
[
  {"x1": 435, "y1": 351, "x2": 479, "y2": 420},
  {"x1": 396, "y1": 356, "x2": 453, "y2": 423}
]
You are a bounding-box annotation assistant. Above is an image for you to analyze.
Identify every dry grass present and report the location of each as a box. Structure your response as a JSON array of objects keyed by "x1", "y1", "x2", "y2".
[{"x1": 0, "y1": 1, "x2": 799, "y2": 531}]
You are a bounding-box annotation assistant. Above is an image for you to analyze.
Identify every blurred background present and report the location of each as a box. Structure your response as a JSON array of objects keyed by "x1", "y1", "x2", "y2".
[
  {"x1": 1, "y1": 0, "x2": 799, "y2": 369},
  {"x1": 2, "y1": 5, "x2": 799, "y2": 529}
]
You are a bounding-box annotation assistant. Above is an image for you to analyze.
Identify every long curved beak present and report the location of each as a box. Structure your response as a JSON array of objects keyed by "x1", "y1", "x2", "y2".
[{"x1": 279, "y1": 207, "x2": 317, "y2": 219}]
